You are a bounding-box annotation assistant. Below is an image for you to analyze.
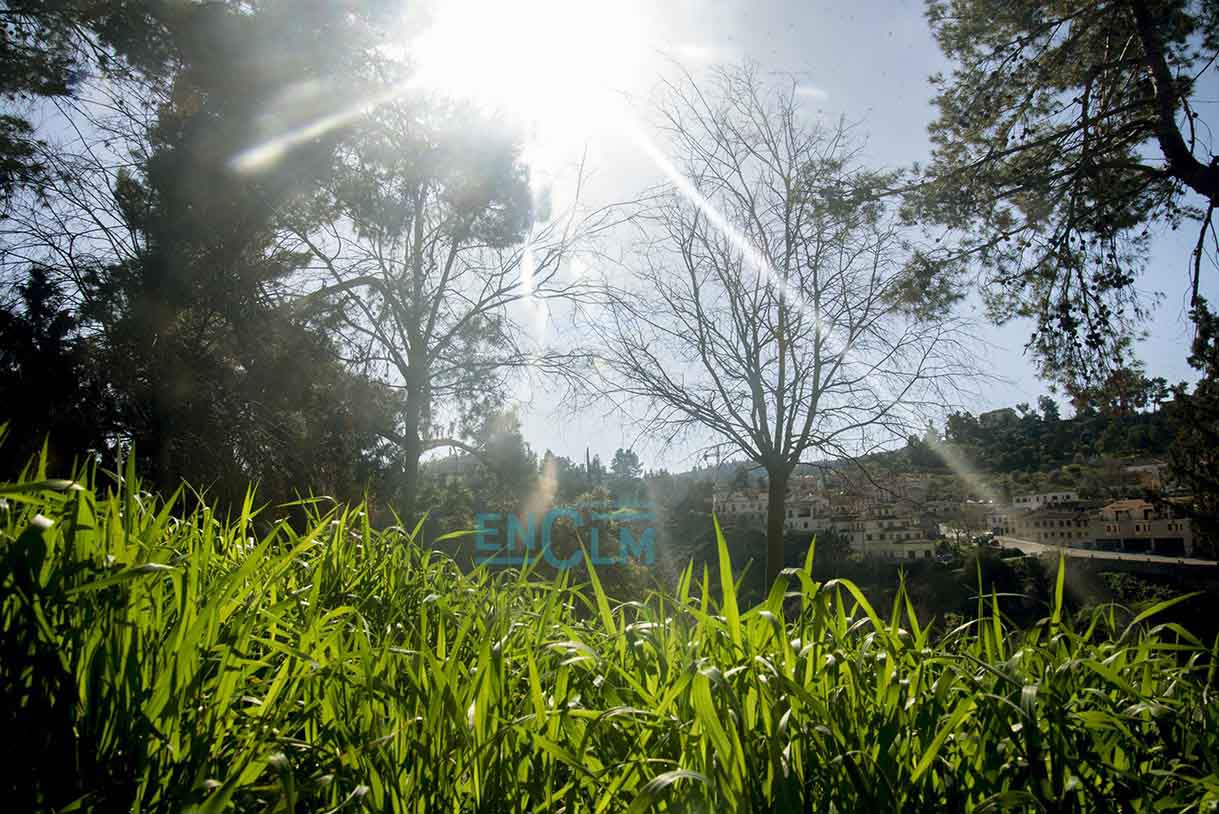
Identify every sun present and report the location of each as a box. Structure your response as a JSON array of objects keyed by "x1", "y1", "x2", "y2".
[{"x1": 409, "y1": 0, "x2": 651, "y2": 169}]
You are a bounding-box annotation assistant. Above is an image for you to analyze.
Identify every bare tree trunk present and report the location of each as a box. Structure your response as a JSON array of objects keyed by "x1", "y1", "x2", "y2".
[
  {"x1": 400, "y1": 372, "x2": 425, "y2": 528},
  {"x1": 765, "y1": 465, "x2": 790, "y2": 585},
  {"x1": 589, "y1": 65, "x2": 972, "y2": 586},
  {"x1": 147, "y1": 407, "x2": 173, "y2": 496}
]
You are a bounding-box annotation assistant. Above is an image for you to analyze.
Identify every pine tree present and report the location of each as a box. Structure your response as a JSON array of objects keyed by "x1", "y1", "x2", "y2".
[{"x1": 1168, "y1": 299, "x2": 1219, "y2": 556}]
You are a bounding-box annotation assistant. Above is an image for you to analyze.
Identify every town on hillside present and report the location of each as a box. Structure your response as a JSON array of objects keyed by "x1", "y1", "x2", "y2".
[
  {"x1": 715, "y1": 473, "x2": 1199, "y2": 561},
  {"x1": 711, "y1": 402, "x2": 1204, "y2": 562}
]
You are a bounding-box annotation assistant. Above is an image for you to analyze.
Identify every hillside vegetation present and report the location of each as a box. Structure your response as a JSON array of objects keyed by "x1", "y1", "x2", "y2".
[
  {"x1": 899, "y1": 403, "x2": 1177, "y2": 476},
  {"x1": 2, "y1": 450, "x2": 1218, "y2": 812}
]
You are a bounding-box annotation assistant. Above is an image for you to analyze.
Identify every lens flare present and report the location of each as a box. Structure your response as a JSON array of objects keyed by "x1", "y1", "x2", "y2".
[{"x1": 231, "y1": 80, "x2": 418, "y2": 173}]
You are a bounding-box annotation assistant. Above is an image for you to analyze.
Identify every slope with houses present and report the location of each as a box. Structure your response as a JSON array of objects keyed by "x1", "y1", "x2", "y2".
[
  {"x1": 714, "y1": 469, "x2": 1200, "y2": 559},
  {"x1": 713, "y1": 472, "x2": 942, "y2": 560}
]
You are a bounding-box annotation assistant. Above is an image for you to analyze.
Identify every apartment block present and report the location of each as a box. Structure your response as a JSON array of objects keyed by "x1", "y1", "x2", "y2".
[
  {"x1": 838, "y1": 504, "x2": 937, "y2": 560},
  {"x1": 1092, "y1": 499, "x2": 1194, "y2": 556},
  {"x1": 1012, "y1": 508, "x2": 1094, "y2": 547}
]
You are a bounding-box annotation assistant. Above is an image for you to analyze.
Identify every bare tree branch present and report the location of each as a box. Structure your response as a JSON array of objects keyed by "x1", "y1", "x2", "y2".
[{"x1": 588, "y1": 64, "x2": 978, "y2": 584}]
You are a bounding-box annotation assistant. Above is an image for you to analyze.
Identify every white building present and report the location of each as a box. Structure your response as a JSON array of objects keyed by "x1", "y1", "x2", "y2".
[
  {"x1": 992, "y1": 497, "x2": 1196, "y2": 557},
  {"x1": 1013, "y1": 491, "x2": 1079, "y2": 508},
  {"x1": 785, "y1": 494, "x2": 831, "y2": 533},
  {"x1": 988, "y1": 508, "x2": 1016, "y2": 536},
  {"x1": 1013, "y1": 507, "x2": 1093, "y2": 547},
  {"x1": 715, "y1": 484, "x2": 936, "y2": 560},
  {"x1": 1092, "y1": 499, "x2": 1194, "y2": 556},
  {"x1": 713, "y1": 488, "x2": 769, "y2": 527},
  {"x1": 838, "y1": 504, "x2": 937, "y2": 560}
]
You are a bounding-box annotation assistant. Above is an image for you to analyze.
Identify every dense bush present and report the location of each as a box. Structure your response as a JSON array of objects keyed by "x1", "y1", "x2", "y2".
[{"x1": 2, "y1": 452, "x2": 1218, "y2": 812}]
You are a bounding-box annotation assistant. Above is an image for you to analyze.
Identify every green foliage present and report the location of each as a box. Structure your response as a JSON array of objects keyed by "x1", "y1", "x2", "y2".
[
  {"x1": 611, "y1": 447, "x2": 642, "y2": 481},
  {"x1": 468, "y1": 410, "x2": 539, "y2": 509},
  {"x1": 1101, "y1": 572, "x2": 1177, "y2": 605},
  {"x1": 2, "y1": 450, "x2": 1218, "y2": 812},
  {"x1": 937, "y1": 401, "x2": 1177, "y2": 475},
  {"x1": 1168, "y1": 298, "x2": 1219, "y2": 554},
  {"x1": 0, "y1": 266, "x2": 110, "y2": 474},
  {"x1": 0, "y1": 1, "x2": 407, "y2": 510},
  {"x1": 911, "y1": 0, "x2": 1219, "y2": 384},
  {"x1": 0, "y1": 1, "x2": 160, "y2": 206}
]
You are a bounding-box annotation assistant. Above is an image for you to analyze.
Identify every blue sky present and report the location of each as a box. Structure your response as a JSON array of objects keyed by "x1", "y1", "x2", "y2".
[
  {"x1": 15, "y1": 1, "x2": 1209, "y2": 474},
  {"x1": 508, "y1": 0, "x2": 1216, "y2": 470}
]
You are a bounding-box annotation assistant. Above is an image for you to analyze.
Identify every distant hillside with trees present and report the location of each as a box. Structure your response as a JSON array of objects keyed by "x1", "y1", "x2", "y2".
[
  {"x1": 913, "y1": 399, "x2": 1176, "y2": 475},
  {"x1": 894, "y1": 352, "x2": 1195, "y2": 478}
]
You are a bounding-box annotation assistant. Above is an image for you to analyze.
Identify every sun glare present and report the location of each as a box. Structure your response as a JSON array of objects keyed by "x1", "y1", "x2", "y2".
[{"x1": 410, "y1": 0, "x2": 650, "y2": 166}]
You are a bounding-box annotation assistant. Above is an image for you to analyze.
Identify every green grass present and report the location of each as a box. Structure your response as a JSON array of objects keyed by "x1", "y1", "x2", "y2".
[{"x1": 2, "y1": 446, "x2": 1218, "y2": 812}]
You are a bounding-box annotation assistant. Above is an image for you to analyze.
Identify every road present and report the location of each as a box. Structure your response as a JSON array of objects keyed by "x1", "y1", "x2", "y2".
[{"x1": 996, "y1": 536, "x2": 1217, "y2": 568}]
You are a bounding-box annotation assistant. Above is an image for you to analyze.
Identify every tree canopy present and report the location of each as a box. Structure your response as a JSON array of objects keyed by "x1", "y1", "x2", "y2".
[
  {"x1": 909, "y1": 0, "x2": 1219, "y2": 385},
  {"x1": 1168, "y1": 299, "x2": 1219, "y2": 550},
  {"x1": 0, "y1": 1, "x2": 410, "y2": 506},
  {"x1": 594, "y1": 65, "x2": 972, "y2": 583}
]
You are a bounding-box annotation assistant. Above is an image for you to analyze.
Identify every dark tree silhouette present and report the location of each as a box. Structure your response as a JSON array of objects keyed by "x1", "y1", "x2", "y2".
[
  {"x1": 909, "y1": 0, "x2": 1219, "y2": 386},
  {"x1": 0, "y1": 265, "x2": 108, "y2": 473}
]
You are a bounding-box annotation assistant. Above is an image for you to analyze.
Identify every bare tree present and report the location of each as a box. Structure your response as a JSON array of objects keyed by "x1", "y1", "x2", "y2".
[
  {"x1": 290, "y1": 96, "x2": 605, "y2": 520},
  {"x1": 594, "y1": 65, "x2": 974, "y2": 584}
]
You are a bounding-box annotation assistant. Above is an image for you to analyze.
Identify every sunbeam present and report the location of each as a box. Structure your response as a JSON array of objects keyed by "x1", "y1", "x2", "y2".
[
  {"x1": 231, "y1": 80, "x2": 418, "y2": 173},
  {"x1": 925, "y1": 438, "x2": 1003, "y2": 506},
  {"x1": 616, "y1": 111, "x2": 855, "y2": 359}
]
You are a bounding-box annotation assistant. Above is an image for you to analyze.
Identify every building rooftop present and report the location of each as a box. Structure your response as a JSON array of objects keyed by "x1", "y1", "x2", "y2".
[{"x1": 1101, "y1": 499, "x2": 1154, "y2": 513}]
